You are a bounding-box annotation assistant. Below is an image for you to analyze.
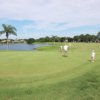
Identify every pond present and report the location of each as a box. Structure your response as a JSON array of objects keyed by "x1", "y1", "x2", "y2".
[{"x1": 0, "y1": 43, "x2": 50, "y2": 51}]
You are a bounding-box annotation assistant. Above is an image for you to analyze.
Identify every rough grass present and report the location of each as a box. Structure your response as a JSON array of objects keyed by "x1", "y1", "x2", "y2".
[{"x1": 0, "y1": 43, "x2": 100, "y2": 100}]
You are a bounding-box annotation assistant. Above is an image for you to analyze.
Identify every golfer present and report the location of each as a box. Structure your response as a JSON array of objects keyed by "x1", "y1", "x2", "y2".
[
  {"x1": 63, "y1": 44, "x2": 69, "y2": 56},
  {"x1": 91, "y1": 50, "x2": 95, "y2": 62}
]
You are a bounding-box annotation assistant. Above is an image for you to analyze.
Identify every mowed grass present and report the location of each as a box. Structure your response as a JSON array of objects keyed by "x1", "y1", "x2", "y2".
[{"x1": 0, "y1": 43, "x2": 100, "y2": 100}]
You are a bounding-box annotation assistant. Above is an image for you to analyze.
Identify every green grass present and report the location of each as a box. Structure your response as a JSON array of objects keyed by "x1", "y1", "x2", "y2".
[{"x1": 0, "y1": 43, "x2": 100, "y2": 100}]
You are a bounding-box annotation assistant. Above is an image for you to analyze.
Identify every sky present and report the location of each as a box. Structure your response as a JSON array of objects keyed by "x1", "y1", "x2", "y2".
[{"x1": 0, "y1": 0, "x2": 100, "y2": 39}]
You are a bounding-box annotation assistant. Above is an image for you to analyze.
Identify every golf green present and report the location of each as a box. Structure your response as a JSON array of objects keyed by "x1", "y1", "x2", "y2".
[{"x1": 0, "y1": 43, "x2": 100, "y2": 100}]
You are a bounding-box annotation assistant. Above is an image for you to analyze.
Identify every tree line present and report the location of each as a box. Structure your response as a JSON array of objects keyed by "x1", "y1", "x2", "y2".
[
  {"x1": 0, "y1": 24, "x2": 100, "y2": 44},
  {"x1": 26, "y1": 32, "x2": 100, "y2": 44}
]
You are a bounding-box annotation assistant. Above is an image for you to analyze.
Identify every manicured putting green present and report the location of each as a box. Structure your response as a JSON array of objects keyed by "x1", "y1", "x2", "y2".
[{"x1": 0, "y1": 43, "x2": 100, "y2": 100}]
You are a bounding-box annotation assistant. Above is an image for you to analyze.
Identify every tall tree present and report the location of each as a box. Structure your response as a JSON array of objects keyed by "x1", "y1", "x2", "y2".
[
  {"x1": 97, "y1": 31, "x2": 100, "y2": 41},
  {"x1": 0, "y1": 24, "x2": 17, "y2": 45}
]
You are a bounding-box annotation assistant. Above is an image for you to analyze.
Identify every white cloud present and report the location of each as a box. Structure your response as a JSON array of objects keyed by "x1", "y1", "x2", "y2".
[{"x1": 0, "y1": 0, "x2": 100, "y2": 33}]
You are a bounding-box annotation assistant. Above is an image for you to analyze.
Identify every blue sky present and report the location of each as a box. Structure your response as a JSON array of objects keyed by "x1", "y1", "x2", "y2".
[{"x1": 0, "y1": 0, "x2": 100, "y2": 39}]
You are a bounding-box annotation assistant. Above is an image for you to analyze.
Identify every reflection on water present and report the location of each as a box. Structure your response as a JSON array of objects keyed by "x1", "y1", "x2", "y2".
[{"x1": 0, "y1": 43, "x2": 50, "y2": 51}]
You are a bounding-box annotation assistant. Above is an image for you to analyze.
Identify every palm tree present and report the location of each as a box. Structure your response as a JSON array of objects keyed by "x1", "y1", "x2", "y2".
[{"x1": 0, "y1": 24, "x2": 17, "y2": 48}]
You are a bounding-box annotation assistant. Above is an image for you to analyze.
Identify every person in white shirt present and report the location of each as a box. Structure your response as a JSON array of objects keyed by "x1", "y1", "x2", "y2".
[
  {"x1": 91, "y1": 50, "x2": 95, "y2": 62},
  {"x1": 63, "y1": 44, "x2": 69, "y2": 56}
]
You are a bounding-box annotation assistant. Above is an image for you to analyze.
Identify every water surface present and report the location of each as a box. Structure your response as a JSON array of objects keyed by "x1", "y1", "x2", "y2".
[{"x1": 0, "y1": 43, "x2": 50, "y2": 51}]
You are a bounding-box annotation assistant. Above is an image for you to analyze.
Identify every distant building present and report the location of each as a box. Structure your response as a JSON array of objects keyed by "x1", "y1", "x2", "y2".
[
  {"x1": 0, "y1": 39, "x2": 14, "y2": 43},
  {"x1": 0, "y1": 39, "x2": 25, "y2": 44}
]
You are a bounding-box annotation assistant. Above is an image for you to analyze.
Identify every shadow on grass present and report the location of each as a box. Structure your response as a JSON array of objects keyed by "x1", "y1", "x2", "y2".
[
  {"x1": 62, "y1": 55, "x2": 68, "y2": 57},
  {"x1": 88, "y1": 59, "x2": 91, "y2": 62}
]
